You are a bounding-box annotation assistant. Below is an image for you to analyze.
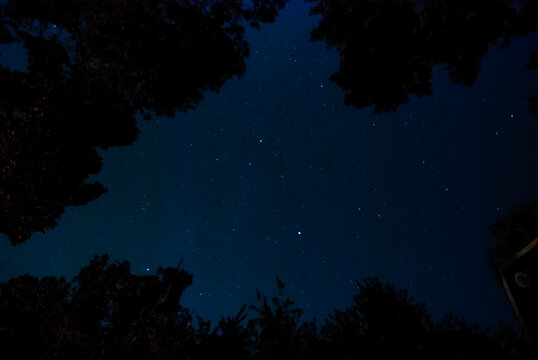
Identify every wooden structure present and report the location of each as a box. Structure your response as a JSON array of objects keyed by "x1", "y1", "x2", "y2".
[{"x1": 499, "y1": 237, "x2": 538, "y2": 340}]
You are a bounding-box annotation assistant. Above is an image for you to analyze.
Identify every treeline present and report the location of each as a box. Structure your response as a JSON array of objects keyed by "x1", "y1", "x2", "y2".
[{"x1": 0, "y1": 254, "x2": 534, "y2": 359}]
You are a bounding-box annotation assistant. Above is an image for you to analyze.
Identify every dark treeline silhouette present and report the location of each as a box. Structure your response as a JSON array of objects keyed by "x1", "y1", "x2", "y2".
[
  {"x1": 306, "y1": 0, "x2": 538, "y2": 113},
  {"x1": 0, "y1": 0, "x2": 288, "y2": 244},
  {"x1": 0, "y1": 254, "x2": 535, "y2": 359}
]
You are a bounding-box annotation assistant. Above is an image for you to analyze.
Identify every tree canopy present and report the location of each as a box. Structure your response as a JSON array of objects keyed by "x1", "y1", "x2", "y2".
[
  {"x1": 307, "y1": 0, "x2": 538, "y2": 113},
  {"x1": 0, "y1": 0, "x2": 288, "y2": 244},
  {"x1": 1, "y1": 254, "x2": 194, "y2": 359},
  {"x1": 0, "y1": 256, "x2": 533, "y2": 359}
]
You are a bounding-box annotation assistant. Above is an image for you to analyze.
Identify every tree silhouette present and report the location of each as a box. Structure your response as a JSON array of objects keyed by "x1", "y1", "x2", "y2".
[
  {"x1": 319, "y1": 277, "x2": 528, "y2": 359},
  {"x1": 424, "y1": 312, "x2": 525, "y2": 359},
  {"x1": 0, "y1": 0, "x2": 289, "y2": 244},
  {"x1": 0, "y1": 254, "x2": 195, "y2": 359},
  {"x1": 247, "y1": 277, "x2": 318, "y2": 360},
  {"x1": 320, "y1": 277, "x2": 431, "y2": 359},
  {"x1": 306, "y1": 0, "x2": 538, "y2": 113},
  {"x1": 194, "y1": 305, "x2": 254, "y2": 360},
  {"x1": 0, "y1": 260, "x2": 533, "y2": 359}
]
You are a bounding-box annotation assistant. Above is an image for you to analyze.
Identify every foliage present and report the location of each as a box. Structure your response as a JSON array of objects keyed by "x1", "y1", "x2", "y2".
[
  {"x1": 0, "y1": 254, "x2": 194, "y2": 359},
  {"x1": 0, "y1": 0, "x2": 289, "y2": 244},
  {"x1": 247, "y1": 277, "x2": 317, "y2": 360},
  {"x1": 0, "y1": 259, "x2": 533, "y2": 359},
  {"x1": 307, "y1": 0, "x2": 538, "y2": 113}
]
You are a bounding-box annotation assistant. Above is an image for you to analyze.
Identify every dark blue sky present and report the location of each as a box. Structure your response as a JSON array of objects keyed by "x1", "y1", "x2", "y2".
[{"x1": 1, "y1": 0, "x2": 538, "y2": 328}]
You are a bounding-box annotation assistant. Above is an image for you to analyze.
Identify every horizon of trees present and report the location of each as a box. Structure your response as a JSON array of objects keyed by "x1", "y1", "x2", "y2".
[{"x1": 1, "y1": 253, "x2": 535, "y2": 359}]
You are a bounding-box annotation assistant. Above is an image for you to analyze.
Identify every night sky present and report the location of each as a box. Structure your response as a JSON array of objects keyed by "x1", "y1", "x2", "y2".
[{"x1": 1, "y1": 0, "x2": 538, "y2": 329}]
